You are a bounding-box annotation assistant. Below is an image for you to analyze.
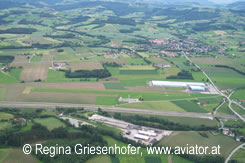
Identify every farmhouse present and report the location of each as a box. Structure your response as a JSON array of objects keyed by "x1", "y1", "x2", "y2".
[
  {"x1": 15, "y1": 118, "x2": 26, "y2": 122},
  {"x1": 197, "y1": 101, "x2": 207, "y2": 106},
  {"x1": 155, "y1": 64, "x2": 171, "y2": 69},
  {"x1": 50, "y1": 62, "x2": 69, "y2": 70}
]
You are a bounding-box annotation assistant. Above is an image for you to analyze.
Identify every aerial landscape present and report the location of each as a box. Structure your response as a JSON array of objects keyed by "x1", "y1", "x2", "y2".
[{"x1": 0, "y1": 0, "x2": 245, "y2": 162}]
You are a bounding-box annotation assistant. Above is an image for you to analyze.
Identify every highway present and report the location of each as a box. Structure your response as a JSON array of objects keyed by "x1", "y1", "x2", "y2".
[{"x1": 0, "y1": 101, "x2": 242, "y2": 120}]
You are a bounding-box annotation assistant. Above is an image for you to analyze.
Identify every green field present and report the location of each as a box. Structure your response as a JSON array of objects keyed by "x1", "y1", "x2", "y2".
[
  {"x1": 45, "y1": 70, "x2": 97, "y2": 82},
  {"x1": 230, "y1": 149, "x2": 245, "y2": 163},
  {"x1": 119, "y1": 101, "x2": 185, "y2": 112},
  {"x1": 0, "y1": 148, "x2": 11, "y2": 163},
  {"x1": 30, "y1": 55, "x2": 42, "y2": 62},
  {"x1": 32, "y1": 87, "x2": 215, "y2": 102},
  {"x1": 173, "y1": 100, "x2": 208, "y2": 113},
  {"x1": 34, "y1": 117, "x2": 66, "y2": 130},
  {"x1": 232, "y1": 103, "x2": 245, "y2": 116},
  {"x1": 217, "y1": 102, "x2": 233, "y2": 115},
  {"x1": 96, "y1": 96, "x2": 118, "y2": 106},
  {"x1": 0, "y1": 88, "x2": 6, "y2": 101},
  {"x1": 86, "y1": 155, "x2": 111, "y2": 163},
  {"x1": 231, "y1": 89, "x2": 245, "y2": 100},
  {"x1": 0, "y1": 112, "x2": 14, "y2": 120},
  {"x1": 120, "y1": 70, "x2": 158, "y2": 75},
  {"x1": 104, "y1": 83, "x2": 125, "y2": 90},
  {"x1": 158, "y1": 131, "x2": 241, "y2": 157},
  {"x1": 120, "y1": 65, "x2": 155, "y2": 70},
  {"x1": 0, "y1": 148, "x2": 39, "y2": 163}
]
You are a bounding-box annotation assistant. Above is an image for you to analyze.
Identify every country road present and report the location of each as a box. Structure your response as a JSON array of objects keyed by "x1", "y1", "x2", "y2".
[
  {"x1": 0, "y1": 101, "x2": 243, "y2": 120},
  {"x1": 184, "y1": 54, "x2": 245, "y2": 122},
  {"x1": 225, "y1": 143, "x2": 245, "y2": 163}
]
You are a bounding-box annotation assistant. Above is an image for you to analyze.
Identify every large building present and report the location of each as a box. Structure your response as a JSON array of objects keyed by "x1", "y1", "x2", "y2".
[{"x1": 150, "y1": 81, "x2": 207, "y2": 92}]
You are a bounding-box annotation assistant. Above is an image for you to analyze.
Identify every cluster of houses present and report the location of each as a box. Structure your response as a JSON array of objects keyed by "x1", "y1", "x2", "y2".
[
  {"x1": 160, "y1": 50, "x2": 178, "y2": 57},
  {"x1": 150, "y1": 38, "x2": 217, "y2": 55},
  {"x1": 222, "y1": 128, "x2": 244, "y2": 142}
]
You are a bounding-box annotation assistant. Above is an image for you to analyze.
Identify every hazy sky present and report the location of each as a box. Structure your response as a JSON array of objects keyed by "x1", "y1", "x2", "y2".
[{"x1": 209, "y1": 0, "x2": 242, "y2": 4}]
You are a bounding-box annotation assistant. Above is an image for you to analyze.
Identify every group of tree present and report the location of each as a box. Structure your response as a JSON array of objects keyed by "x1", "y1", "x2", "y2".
[
  {"x1": 0, "y1": 55, "x2": 14, "y2": 64},
  {"x1": 111, "y1": 113, "x2": 217, "y2": 131},
  {"x1": 167, "y1": 70, "x2": 194, "y2": 80},
  {"x1": 0, "y1": 28, "x2": 37, "y2": 34},
  {"x1": 65, "y1": 69, "x2": 111, "y2": 79}
]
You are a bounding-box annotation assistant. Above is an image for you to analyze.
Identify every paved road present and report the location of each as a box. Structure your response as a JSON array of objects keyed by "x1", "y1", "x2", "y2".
[
  {"x1": 0, "y1": 101, "x2": 242, "y2": 120},
  {"x1": 225, "y1": 143, "x2": 245, "y2": 163},
  {"x1": 185, "y1": 54, "x2": 245, "y2": 122},
  {"x1": 213, "y1": 98, "x2": 226, "y2": 115}
]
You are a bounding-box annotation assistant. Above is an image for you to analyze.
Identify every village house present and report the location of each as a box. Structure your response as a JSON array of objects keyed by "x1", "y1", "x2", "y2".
[
  {"x1": 197, "y1": 101, "x2": 207, "y2": 107},
  {"x1": 15, "y1": 118, "x2": 26, "y2": 122}
]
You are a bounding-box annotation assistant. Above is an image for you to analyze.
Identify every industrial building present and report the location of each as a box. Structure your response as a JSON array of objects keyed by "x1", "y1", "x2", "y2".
[
  {"x1": 138, "y1": 130, "x2": 157, "y2": 137},
  {"x1": 150, "y1": 81, "x2": 206, "y2": 88},
  {"x1": 89, "y1": 114, "x2": 172, "y2": 145},
  {"x1": 189, "y1": 85, "x2": 206, "y2": 91},
  {"x1": 134, "y1": 134, "x2": 149, "y2": 141}
]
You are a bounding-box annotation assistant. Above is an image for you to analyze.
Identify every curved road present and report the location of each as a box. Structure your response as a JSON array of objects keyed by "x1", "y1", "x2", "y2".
[
  {"x1": 225, "y1": 143, "x2": 245, "y2": 163},
  {"x1": 184, "y1": 54, "x2": 245, "y2": 122}
]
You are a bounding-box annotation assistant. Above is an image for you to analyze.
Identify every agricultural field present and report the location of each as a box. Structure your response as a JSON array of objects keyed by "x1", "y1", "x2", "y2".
[
  {"x1": 231, "y1": 89, "x2": 245, "y2": 100},
  {"x1": 119, "y1": 101, "x2": 185, "y2": 112},
  {"x1": 0, "y1": 1, "x2": 245, "y2": 162},
  {"x1": 0, "y1": 112, "x2": 14, "y2": 120},
  {"x1": 34, "y1": 117, "x2": 66, "y2": 130},
  {"x1": 0, "y1": 148, "x2": 39, "y2": 163},
  {"x1": 230, "y1": 149, "x2": 245, "y2": 163}
]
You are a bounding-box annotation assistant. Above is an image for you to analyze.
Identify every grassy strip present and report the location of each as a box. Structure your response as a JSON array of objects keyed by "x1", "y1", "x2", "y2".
[{"x1": 32, "y1": 87, "x2": 213, "y2": 101}]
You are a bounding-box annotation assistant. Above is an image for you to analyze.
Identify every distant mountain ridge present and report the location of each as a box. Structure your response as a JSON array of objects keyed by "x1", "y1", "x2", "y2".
[{"x1": 227, "y1": 1, "x2": 245, "y2": 9}]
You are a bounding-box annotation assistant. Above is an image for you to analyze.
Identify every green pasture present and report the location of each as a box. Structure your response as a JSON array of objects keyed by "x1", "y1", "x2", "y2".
[
  {"x1": 45, "y1": 70, "x2": 97, "y2": 82},
  {"x1": 230, "y1": 149, "x2": 245, "y2": 163},
  {"x1": 34, "y1": 117, "x2": 66, "y2": 130},
  {"x1": 0, "y1": 88, "x2": 6, "y2": 101},
  {"x1": 30, "y1": 55, "x2": 42, "y2": 62},
  {"x1": 96, "y1": 96, "x2": 118, "y2": 106},
  {"x1": 0, "y1": 148, "x2": 11, "y2": 163},
  {"x1": 0, "y1": 112, "x2": 14, "y2": 120},
  {"x1": 0, "y1": 68, "x2": 22, "y2": 84},
  {"x1": 173, "y1": 100, "x2": 208, "y2": 113},
  {"x1": 104, "y1": 83, "x2": 125, "y2": 90},
  {"x1": 231, "y1": 89, "x2": 245, "y2": 100},
  {"x1": 119, "y1": 101, "x2": 185, "y2": 112},
  {"x1": 32, "y1": 87, "x2": 214, "y2": 102}
]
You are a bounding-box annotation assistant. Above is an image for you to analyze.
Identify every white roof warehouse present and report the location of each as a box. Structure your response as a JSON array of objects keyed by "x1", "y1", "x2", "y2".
[{"x1": 150, "y1": 81, "x2": 206, "y2": 88}]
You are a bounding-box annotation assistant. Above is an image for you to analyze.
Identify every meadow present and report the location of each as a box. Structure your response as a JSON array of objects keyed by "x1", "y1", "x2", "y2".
[
  {"x1": 231, "y1": 89, "x2": 245, "y2": 100},
  {"x1": 172, "y1": 100, "x2": 208, "y2": 113},
  {"x1": 34, "y1": 117, "x2": 66, "y2": 130},
  {"x1": 0, "y1": 112, "x2": 14, "y2": 120},
  {"x1": 231, "y1": 149, "x2": 245, "y2": 163},
  {"x1": 32, "y1": 87, "x2": 214, "y2": 102}
]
